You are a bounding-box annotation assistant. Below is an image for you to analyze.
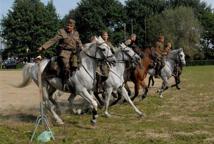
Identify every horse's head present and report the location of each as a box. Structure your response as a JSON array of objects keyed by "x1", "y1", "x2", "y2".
[
  {"x1": 177, "y1": 48, "x2": 186, "y2": 66},
  {"x1": 168, "y1": 48, "x2": 186, "y2": 66},
  {"x1": 119, "y1": 43, "x2": 141, "y2": 63},
  {"x1": 83, "y1": 36, "x2": 116, "y2": 63},
  {"x1": 96, "y1": 36, "x2": 116, "y2": 63}
]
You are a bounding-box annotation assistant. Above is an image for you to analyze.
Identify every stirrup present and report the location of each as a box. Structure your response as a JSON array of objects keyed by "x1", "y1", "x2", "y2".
[{"x1": 63, "y1": 83, "x2": 70, "y2": 91}]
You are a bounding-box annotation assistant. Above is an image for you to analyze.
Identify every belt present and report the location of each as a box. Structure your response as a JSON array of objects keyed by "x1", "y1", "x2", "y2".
[{"x1": 62, "y1": 47, "x2": 76, "y2": 51}]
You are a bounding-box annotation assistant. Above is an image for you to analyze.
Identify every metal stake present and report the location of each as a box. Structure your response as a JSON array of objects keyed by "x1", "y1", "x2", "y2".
[{"x1": 30, "y1": 61, "x2": 54, "y2": 142}]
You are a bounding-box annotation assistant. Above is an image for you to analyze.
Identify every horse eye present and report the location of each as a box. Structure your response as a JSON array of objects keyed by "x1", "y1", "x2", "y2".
[{"x1": 101, "y1": 48, "x2": 106, "y2": 51}]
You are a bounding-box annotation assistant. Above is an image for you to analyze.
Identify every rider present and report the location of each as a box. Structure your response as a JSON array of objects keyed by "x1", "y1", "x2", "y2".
[
  {"x1": 102, "y1": 31, "x2": 117, "y2": 53},
  {"x1": 162, "y1": 42, "x2": 172, "y2": 62},
  {"x1": 97, "y1": 31, "x2": 115, "y2": 81},
  {"x1": 154, "y1": 35, "x2": 165, "y2": 77},
  {"x1": 125, "y1": 33, "x2": 139, "y2": 49},
  {"x1": 125, "y1": 33, "x2": 141, "y2": 67},
  {"x1": 37, "y1": 18, "x2": 83, "y2": 88}
]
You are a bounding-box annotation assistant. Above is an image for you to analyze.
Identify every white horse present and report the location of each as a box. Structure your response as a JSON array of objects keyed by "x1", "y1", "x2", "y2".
[
  {"x1": 14, "y1": 36, "x2": 116, "y2": 125},
  {"x1": 148, "y1": 48, "x2": 186, "y2": 98},
  {"x1": 103, "y1": 43, "x2": 144, "y2": 117}
]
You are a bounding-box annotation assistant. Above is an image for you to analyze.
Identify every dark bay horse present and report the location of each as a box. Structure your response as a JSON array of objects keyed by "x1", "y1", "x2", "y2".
[{"x1": 124, "y1": 47, "x2": 154, "y2": 101}]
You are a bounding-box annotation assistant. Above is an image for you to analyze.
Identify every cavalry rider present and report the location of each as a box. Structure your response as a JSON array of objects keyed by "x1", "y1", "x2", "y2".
[
  {"x1": 125, "y1": 33, "x2": 139, "y2": 49},
  {"x1": 102, "y1": 31, "x2": 116, "y2": 54},
  {"x1": 164, "y1": 42, "x2": 182, "y2": 77},
  {"x1": 124, "y1": 33, "x2": 142, "y2": 67},
  {"x1": 97, "y1": 31, "x2": 116, "y2": 81},
  {"x1": 162, "y1": 42, "x2": 172, "y2": 62},
  {"x1": 153, "y1": 35, "x2": 165, "y2": 77},
  {"x1": 37, "y1": 18, "x2": 83, "y2": 88}
]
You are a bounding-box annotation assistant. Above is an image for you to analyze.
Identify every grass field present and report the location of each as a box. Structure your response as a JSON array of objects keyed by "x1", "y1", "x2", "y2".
[{"x1": 0, "y1": 66, "x2": 214, "y2": 144}]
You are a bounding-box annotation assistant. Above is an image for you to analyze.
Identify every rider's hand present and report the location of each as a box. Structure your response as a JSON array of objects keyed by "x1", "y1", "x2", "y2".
[{"x1": 37, "y1": 47, "x2": 43, "y2": 52}]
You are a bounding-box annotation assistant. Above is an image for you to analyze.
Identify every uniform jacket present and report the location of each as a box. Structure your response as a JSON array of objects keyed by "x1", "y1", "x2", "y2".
[{"x1": 41, "y1": 28, "x2": 83, "y2": 52}]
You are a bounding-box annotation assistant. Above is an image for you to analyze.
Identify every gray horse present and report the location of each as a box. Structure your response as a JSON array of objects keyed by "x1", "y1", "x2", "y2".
[
  {"x1": 14, "y1": 36, "x2": 116, "y2": 125},
  {"x1": 148, "y1": 48, "x2": 186, "y2": 98},
  {"x1": 103, "y1": 43, "x2": 143, "y2": 117}
]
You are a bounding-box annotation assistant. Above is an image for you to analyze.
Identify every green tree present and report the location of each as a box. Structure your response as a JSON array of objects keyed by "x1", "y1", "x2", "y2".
[
  {"x1": 125, "y1": 0, "x2": 166, "y2": 47},
  {"x1": 1, "y1": 0, "x2": 60, "y2": 59},
  {"x1": 168, "y1": 0, "x2": 214, "y2": 59},
  {"x1": 64, "y1": 0, "x2": 126, "y2": 44},
  {"x1": 148, "y1": 6, "x2": 202, "y2": 59},
  {"x1": 200, "y1": 11, "x2": 214, "y2": 59}
]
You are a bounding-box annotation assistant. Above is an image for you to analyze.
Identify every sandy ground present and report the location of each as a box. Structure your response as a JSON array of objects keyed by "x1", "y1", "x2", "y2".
[
  {"x1": 0, "y1": 70, "x2": 169, "y2": 115},
  {"x1": 0, "y1": 70, "x2": 41, "y2": 114}
]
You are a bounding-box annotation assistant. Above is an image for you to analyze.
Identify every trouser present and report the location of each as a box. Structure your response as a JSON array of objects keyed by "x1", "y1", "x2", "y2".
[{"x1": 155, "y1": 56, "x2": 164, "y2": 76}]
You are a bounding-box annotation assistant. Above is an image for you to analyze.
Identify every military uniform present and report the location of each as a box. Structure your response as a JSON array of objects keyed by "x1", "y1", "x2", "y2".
[
  {"x1": 97, "y1": 41, "x2": 115, "y2": 79},
  {"x1": 154, "y1": 40, "x2": 165, "y2": 76},
  {"x1": 125, "y1": 38, "x2": 140, "y2": 68},
  {"x1": 155, "y1": 41, "x2": 165, "y2": 58},
  {"x1": 41, "y1": 28, "x2": 83, "y2": 72},
  {"x1": 125, "y1": 39, "x2": 138, "y2": 49},
  {"x1": 106, "y1": 41, "x2": 117, "y2": 54}
]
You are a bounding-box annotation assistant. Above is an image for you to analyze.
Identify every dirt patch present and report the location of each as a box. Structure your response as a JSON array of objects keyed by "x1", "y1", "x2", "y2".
[
  {"x1": 0, "y1": 70, "x2": 175, "y2": 115},
  {"x1": 0, "y1": 70, "x2": 40, "y2": 114}
]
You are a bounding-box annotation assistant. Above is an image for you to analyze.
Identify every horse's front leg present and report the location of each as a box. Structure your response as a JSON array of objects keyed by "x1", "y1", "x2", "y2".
[
  {"x1": 140, "y1": 80, "x2": 148, "y2": 99},
  {"x1": 131, "y1": 80, "x2": 140, "y2": 101},
  {"x1": 104, "y1": 87, "x2": 113, "y2": 117},
  {"x1": 158, "y1": 77, "x2": 169, "y2": 98},
  {"x1": 42, "y1": 85, "x2": 64, "y2": 125},
  {"x1": 124, "y1": 82, "x2": 131, "y2": 96},
  {"x1": 79, "y1": 88, "x2": 98, "y2": 126},
  {"x1": 121, "y1": 87, "x2": 144, "y2": 117},
  {"x1": 148, "y1": 75, "x2": 155, "y2": 88},
  {"x1": 172, "y1": 75, "x2": 181, "y2": 90}
]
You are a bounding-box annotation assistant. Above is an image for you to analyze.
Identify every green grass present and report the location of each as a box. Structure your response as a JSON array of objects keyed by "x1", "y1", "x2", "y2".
[{"x1": 0, "y1": 66, "x2": 214, "y2": 144}]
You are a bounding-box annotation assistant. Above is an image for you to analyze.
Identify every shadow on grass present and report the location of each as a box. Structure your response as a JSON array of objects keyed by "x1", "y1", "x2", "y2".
[
  {"x1": 0, "y1": 113, "x2": 37, "y2": 123},
  {"x1": 68, "y1": 121, "x2": 96, "y2": 130}
]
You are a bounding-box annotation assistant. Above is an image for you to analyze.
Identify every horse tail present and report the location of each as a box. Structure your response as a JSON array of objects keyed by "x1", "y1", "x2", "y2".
[{"x1": 12, "y1": 63, "x2": 34, "y2": 88}]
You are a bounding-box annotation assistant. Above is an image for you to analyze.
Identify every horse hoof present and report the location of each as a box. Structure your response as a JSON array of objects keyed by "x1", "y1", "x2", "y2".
[
  {"x1": 90, "y1": 119, "x2": 97, "y2": 126},
  {"x1": 98, "y1": 104, "x2": 104, "y2": 109},
  {"x1": 57, "y1": 120, "x2": 64, "y2": 125},
  {"x1": 142, "y1": 95, "x2": 146, "y2": 100},
  {"x1": 104, "y1": 113, "x2": 111, "y2": 118},
  {"x1": 138, "y1": 113, "x2": 145, "y2": 118}
]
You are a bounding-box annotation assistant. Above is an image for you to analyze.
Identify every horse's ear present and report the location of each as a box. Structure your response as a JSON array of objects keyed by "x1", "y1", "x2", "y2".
[
  {"x1": 120, "y1": 43, "x2": 126, "y2": 48},
  {"x1": 97, "y1": 36, "x2": 104, "y2": 44},
  {"x1": 179, "y1": 48, "x2": 183, "y2": 52},
  {"x1": 94, "y1": 36, "x2": 98, "y2": 41}
]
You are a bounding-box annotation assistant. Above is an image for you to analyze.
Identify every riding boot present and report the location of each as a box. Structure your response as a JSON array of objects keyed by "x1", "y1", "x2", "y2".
[
  {"x1": 154, "y1": 63, "x2": 160, "y2": 78},
  {"x1": 62, "y1": 69, "x2": 70, "y2": 91}
]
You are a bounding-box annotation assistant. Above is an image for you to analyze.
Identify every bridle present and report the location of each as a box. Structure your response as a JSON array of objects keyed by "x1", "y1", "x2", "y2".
[
  {"x1": 116, "y1": 45, "x2": 138, "y2": 63},
  {"x1": 81, "y1": 42, "x2": 115, "y2": 81},
  {"x1": 83, "y1": 42, "x2": 114, "y2": 62}
]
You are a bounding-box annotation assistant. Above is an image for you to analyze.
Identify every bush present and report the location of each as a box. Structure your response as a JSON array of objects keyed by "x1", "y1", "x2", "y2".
[{"x1": 186, "y1": 60, "x2": 214, "y2": 66}]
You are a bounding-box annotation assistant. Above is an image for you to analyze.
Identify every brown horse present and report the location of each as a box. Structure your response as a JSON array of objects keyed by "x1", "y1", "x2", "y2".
[{"x1": 124, "y1": 47, "x2": 154, "y2": 101}]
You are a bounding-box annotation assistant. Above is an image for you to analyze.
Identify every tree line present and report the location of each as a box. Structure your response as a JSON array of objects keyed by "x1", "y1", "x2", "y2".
[{"x1": 1, "y1": 0, "x2": 214, "y2": 60}]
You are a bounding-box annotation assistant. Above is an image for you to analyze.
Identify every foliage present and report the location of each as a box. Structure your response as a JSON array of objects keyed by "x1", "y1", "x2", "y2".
[
  {"x1": 167, "y1": 0, "x2": 214, "y2": 58},
  {"x1": 1, "y1": 0, "x2": 60, "y2": 59},
  {"x1": 186, "y1": 59, "x2": 214, "y2": 66},
  {"x1": 1, "y1": 0, "x2": 214, "y2": 60},
  {"x1": 148, "y1": 6, "x2": 202, "y2": 59},
  {"x1": 64, "y1": 0, "x2": 126, "y2": 44},
  {"x1": 125, "y1": 0, "x2": 166, "y2": 47}
]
